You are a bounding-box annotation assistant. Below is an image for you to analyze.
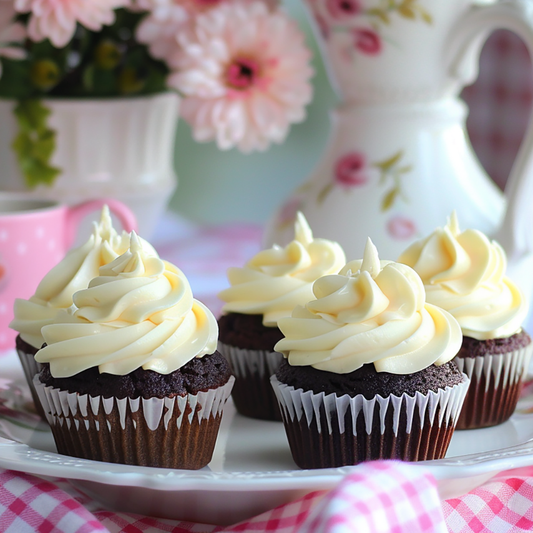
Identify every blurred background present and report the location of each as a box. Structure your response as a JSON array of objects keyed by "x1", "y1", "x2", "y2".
[{"x1": 169, "y1": 0, "x2": 533, "y2": 226}]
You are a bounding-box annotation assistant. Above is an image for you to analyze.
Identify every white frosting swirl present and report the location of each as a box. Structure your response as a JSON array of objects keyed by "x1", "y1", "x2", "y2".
[
  {"x1": 398, "y1": 212, "x2": 527, "y2": 340},
  {"x1": 37, "y1": 233, "x2": 218, "y2": 378},
  {"x1": 10, "y1": 207, "x2": 157, "y2": 349},
  {"x1": 275, "y1": 239, "x2": 462, "y2": 374},
  {"x1": 218, "y1": 212, "x2": 346, "y2": 326}
]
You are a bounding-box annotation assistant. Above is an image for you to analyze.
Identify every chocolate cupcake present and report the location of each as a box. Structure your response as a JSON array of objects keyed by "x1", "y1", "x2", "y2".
[
  {"x1": 9, "y1": 207, "x2": 156, "y2": 417},
  {"x1": 399, "y1": 212, "x2": 532, "y2": 429},
  {"x1": 34, "y1": 233, "x2": 234, "y2": 470},
  {"x1": 218, "y1": 212, "x2": 345, "y2": 421},
  {"x1": 271, "y1": 239, "x2": 469, "y2": 468}
]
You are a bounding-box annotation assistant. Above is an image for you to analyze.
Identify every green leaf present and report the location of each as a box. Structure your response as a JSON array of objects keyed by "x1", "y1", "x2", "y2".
[
  {"x1": 318, "y1": 183, "x2": 334, "y2": 204},
  {"x1": 31, "y1": 40, "x2": 57, "y2": 60},
  {"x1": 13, "y1": 99, "x2": 51, "y2": 131},
  {"x1": 91, "y1": 68, "x2": 119, "y2": 96},
  {"x1": 381, "y1": 188, "x2": 398, "y2": 211},
  {"x1": 374, "y1": 150, "x2": 403, "y2": 171},
  {"x1": 11, "y1": 131, "x2": 32, "y2": 156},
  {"x1": 18, "y1": 158, "x2": 61, "y2": 188},
  {"x1": 11, "y1": 99, "x2": 61, "y2": 188},
  {"x1": 366, "y1": 8, "x2": 390, "y2": 24},
  {"x1": 398, "y1": 5, "x2": 416, "y2": 18},
  {"x1": 397, "y1": 165, "x2": 413, "y2": 174},
  {"x1": 418, "y1": 7, "x2": 433, "y2": 24},
  {"x1": 0, "y1": 59, "x2": 34, "y2": 99},
  {"x1": 82, "y1": 63, "x2": 95, "y2": 92},
  {"x1": 1, "y1": 8, "x2": 170, "y2": 99},
  {"x1": 32, "y1": 129, "x2": 56, "y2": 160}
]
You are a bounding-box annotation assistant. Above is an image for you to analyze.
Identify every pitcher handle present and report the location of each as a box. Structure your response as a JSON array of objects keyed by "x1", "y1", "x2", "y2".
[
  {"x1": 446, "y1": 1, "x2": 533, "y2": 264},
  {"x1": 64, "y1": 199, "x2": 137, "y2": 249}
]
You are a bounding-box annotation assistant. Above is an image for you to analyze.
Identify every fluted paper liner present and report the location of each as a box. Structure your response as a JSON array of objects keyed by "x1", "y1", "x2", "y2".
[
  {"x1": 34, "y1": 375, "x2": 234, "y2": 469},
  {"x1": 270, "y1": 374, "x2": 470, "y2": 468},
  {"x1": 455, "y1": 343, "x2": 533, "y2": 429},
  {"x1": 218, "y1": 341, "x2": 282, "y2": 421},
  {"x1": 16, "y1": 344, "x2": 45, "y2": 419}
]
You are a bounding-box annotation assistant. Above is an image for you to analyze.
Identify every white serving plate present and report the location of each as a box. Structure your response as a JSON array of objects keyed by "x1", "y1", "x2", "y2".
[{"x1": 1, "y1": 361, "x2": 533, "y2": 526}]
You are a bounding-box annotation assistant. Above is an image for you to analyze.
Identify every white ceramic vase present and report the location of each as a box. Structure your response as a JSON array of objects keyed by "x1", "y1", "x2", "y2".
[{"x1": 0, "y1": 92, "x2": 180, "y2": 238}]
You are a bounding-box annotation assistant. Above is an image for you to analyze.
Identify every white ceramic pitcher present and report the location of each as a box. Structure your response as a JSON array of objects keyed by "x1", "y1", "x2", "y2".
[{"x1": 264, "y1": 0, "x2": 533, "y2": 295}]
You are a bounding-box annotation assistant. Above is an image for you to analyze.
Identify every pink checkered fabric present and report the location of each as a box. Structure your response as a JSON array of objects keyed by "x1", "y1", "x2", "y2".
[
  {"x1": 6, "y1": 464, "x2": 533, "y2": 533},
  {"x1": 298, "y1": 461, "x2": 447, "y2": 533},
  {"x1": 0, "y1": 471, "x2": 106, "y2": 533},
  {"x1": 220, "y1": 491, "x2": 323, "y2": 533},
  {"x1": 444, "y1": 467, "x2": 533, "y2": 533},
  {"x1": 0, "y1": 463, "x2": 445, "y2": 533}
]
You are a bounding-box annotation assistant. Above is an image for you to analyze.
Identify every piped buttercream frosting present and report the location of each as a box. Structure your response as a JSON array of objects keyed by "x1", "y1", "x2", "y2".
[
  {"x1": 398, "y1": 212, "x2": 527, "y2": 340},
  {"x1": 10, "y1": 207, "x2": 156, "y2": 349},
  {"x1": 36, "y1": 233, "x2": 218, "y2": 378},
  {"x1": 274, "y1": 238, "x2": 462, "y2": 374},
  {"x1": 218, "y1": 212, "x2": 346, "y2": 326}
]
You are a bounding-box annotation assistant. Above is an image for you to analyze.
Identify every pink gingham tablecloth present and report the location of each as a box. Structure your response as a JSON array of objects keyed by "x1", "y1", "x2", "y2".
[
  {"x1": 2, "y1": 28, "x2": 533, "y2": 531},
  {"x1": 3, "y1": 463, "x2": 533, "y2": 533}
]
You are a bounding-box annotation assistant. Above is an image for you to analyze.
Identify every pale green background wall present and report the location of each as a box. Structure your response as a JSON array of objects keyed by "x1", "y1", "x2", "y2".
[{"x1": 169, "y1": 0, "x2": 337, "y2": 225}]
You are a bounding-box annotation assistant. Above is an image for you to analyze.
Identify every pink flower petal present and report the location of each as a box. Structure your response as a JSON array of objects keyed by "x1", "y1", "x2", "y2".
[
  {"x1": 171, "y1": 0, "x2": 313, "y2": 152},
  {"x1": 15, "y1": 0, "x2": 127, "y2": 46}
]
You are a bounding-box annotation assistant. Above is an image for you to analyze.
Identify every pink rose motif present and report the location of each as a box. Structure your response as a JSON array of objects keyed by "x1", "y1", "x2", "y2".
[
  {"x1": 353, "y1": 28, "x2": 382, "y2": 55},
  {"x1": 387, "y1": 215, "x2": 417, "y2": 240},
  {"x1": 326, "y1": 0, "x2": 362, "y2": 19},
  {"x1": 335, "y1": 152, "x2": 368, "y2": 187}
]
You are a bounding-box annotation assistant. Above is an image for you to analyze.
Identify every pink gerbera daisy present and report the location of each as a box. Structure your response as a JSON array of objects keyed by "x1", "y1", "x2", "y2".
[
  {"x1": 168, "y1": 1, "x2": 313, "y2": 152},
  {"x1": 14, "y1": 0, "x2": 129, "y2": 48},
  {"x1": 0, "y1": 2, "x2": 26, "y2": 79},
  {"x1": 135, "y1": 1, "x2": 190, "y2": 64},
  {"x1": 135, "y1": 0, "x2": 277, "y2": 67}
]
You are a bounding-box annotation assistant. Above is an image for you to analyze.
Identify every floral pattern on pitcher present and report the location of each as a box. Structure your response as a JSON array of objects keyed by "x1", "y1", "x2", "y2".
[
  {"x1": 387, "y1": 214, "x2": 417, "y2": 240},
  {"x1": 319, "y1": 148, "x2": 412, "y2": 210},
  {"x1": 318, "y1": 150, "x2": 367, "y2": 203},
  {"x1": 375, "y1": 150, "x2": 411, "y2": 211},
  {"x1": 307, "y1": 0, "x2": 432, "y2": 57}
]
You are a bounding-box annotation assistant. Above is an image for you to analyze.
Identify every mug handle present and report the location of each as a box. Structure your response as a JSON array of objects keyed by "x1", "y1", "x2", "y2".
[
  {"x1": 64, "y1": 199, "x2": 138, "y2": 249},
  {"x1": 446, "y1": 1, "x2": 533, "y2": 264}
]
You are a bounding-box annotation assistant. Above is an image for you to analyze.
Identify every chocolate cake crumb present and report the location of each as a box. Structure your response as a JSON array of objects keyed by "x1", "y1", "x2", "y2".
[
  {"x1": 15, "y1": 334, "x2": 38, "y2": 356},
  {"x1": 39, "y1": 351, "x2": 232, "y2": 399},
  {"x1": 456, "y1": 330, "x2": 531, "y2": 358},
  {"x1": 218, "y1": 312, "x2": 284, "y2": 351},
  {"x1": 276, "y1": 359, "x2": 464, "y2": 399}
]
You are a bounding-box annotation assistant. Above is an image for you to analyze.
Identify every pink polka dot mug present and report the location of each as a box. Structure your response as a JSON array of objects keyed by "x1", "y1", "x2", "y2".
[{"x1": 0, "y1": 195, "x2": 137, "y2": 352}]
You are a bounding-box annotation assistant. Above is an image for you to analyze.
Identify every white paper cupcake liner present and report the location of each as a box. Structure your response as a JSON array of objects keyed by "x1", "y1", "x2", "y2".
[
  {"x1": 454, "y1": 343, "x2": 533, "y2": 429},
  {"x1": 34, "y1": 375, "x2": 235, "y2": 469},
  {"x1": 455, "y1": 344, "x2": 533, "y2": 391},
  {"x1": 270, "y1": 374, "x2": 470, "y2": 467},
  {"x1": 219, "y1": 343, "x2": 282, "y2": 379},
  {"x1": 270, "y1": 375, "x2": 469, "y2": 436},
  {"x1": 15, "y1": 345, "x2": 44, "y2": 418},
  {"x1": 218, "y1": 342, "x2": 283, "y2": 421}
]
